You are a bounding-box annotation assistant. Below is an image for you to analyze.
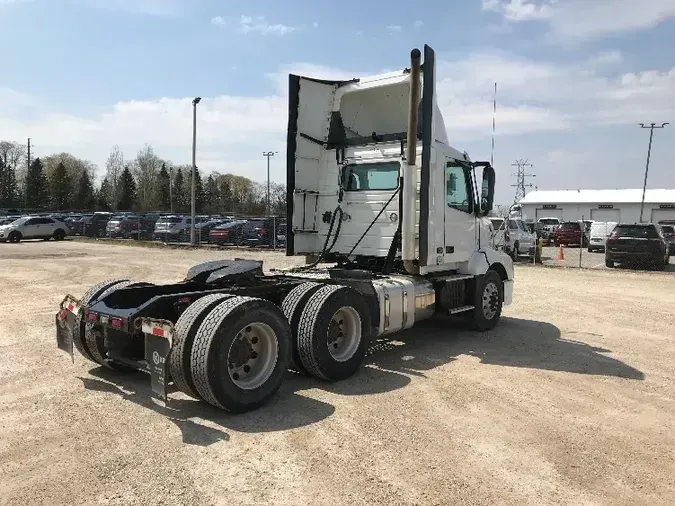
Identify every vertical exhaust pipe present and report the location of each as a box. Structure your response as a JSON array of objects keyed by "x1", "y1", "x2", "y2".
[{"x1": 402, "y1": 48, "x2": 421, "y2": 274}]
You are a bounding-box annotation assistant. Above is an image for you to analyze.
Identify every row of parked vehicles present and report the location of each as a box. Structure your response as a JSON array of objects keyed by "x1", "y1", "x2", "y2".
[
  {"x1": 488, "y1": 215, "x2": 674, "y2": 270},
  {"x1": 0, "y1": 211, "x2": 287, "y2": 247}
]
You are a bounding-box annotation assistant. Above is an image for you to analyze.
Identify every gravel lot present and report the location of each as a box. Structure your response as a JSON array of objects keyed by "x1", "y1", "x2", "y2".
[{"x1": 1, "y1": 240, "x2": 674, "y2": 506}]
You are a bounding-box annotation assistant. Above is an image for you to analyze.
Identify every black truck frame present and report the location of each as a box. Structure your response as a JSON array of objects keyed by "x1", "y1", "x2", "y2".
[{"x1": 56, "y1": 259, "x2": 383, "y2": 412}]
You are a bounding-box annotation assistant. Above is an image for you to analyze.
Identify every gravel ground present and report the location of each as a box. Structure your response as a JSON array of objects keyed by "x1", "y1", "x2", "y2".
[{"x1": 1, "y1": 240, "x2": 674, "y2": 506}]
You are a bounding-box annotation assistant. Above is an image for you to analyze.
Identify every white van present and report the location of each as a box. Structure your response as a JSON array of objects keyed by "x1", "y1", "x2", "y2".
[
  {"x1": 588, "y1": 221, "x2": 617, "y2": 252},
  {"x1": 489, "y1": 217, "x2": 536, "y2": 259}
]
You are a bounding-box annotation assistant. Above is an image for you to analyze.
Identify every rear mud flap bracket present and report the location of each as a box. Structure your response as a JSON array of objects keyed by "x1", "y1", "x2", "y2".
[
  {"x1": 56, "y1": 294, "x2": 83, "y2": 363},
  {"x1": 140, "y1": 318, "x2": 175, "y2": 405}
]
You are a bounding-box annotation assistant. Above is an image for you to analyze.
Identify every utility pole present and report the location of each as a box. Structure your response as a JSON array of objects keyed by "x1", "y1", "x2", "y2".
[
  {"x1": 262, "y1": 151, "x2": 277, "y2": 216},
  {"x1": 26, "y1": 138, "x2": 31, "y2": 209},
  {"x1": 511, "y1": 159, "x2": 536, "y2": 203},
  {"x1": 191, "y1": 97, "x2": 201, "y2": 245},
  {"x1": 638, "y1": 122, "x2": 668, "y2": 223},
  {"x1": 168, "y1": 166, "x2": 174, "y2": 213}
]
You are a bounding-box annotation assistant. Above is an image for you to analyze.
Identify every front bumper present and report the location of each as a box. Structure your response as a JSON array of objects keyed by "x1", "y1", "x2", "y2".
[{"x1": 503, "y1": 279, "x2": 514, "y2": 306}]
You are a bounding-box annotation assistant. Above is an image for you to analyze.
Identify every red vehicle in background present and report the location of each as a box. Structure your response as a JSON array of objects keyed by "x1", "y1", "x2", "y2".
[
  {"x1": 554, "y1": 221, "x2": 587, "y2": 247},
  {"x1": 208, "y1": 220, "x2": 247, "y2": 245}
]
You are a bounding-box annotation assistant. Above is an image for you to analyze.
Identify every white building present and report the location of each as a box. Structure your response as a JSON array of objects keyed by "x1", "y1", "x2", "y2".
[{"x1": 518, "y1": 189, "x2": 675, "y2": 224}]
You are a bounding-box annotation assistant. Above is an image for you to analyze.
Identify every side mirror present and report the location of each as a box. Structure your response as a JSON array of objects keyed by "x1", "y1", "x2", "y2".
[{"x1": 480, "y1": 165, "x2": 495, "y2": 215}]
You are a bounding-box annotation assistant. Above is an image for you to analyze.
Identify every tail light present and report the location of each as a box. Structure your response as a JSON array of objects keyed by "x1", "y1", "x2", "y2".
[
  {"x1": 87, "y1": 311, "x2": 98, "y2": 322},
  {"x1": 111, "y1": 317, "x2": 125, "y2": 328}
]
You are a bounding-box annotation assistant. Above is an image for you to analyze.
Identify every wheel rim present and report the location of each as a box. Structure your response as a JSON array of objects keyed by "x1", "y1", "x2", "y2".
[
  {"x1": 327, "y1": 306, "x2": 362, "y2": 362},
  {"x1": 227, "y1": 322, "x2": 278, "y2": 390},
  {"x1": 482, "y1": 282, "x2": 500, "y2": 320}
]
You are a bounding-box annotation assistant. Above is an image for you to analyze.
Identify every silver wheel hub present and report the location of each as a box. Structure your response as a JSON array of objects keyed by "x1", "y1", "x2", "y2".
[
  {"x1": 482, "y1": 282, "x2": 499, "y2": 320},
  {"x1": 227, "y1": 323, "x2": 278, "y2": 390},
  {"x1": 327, "y1": 306, "x2": 361, "y2": 362}
]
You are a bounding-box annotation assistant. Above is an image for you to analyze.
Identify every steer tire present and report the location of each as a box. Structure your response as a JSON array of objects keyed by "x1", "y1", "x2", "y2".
[
  {"x1": 84, "y1": 280, "x2": 153, "y2": 370},
  {"x1": 281, "y1": 282, "x2": 323, "y2": 374},
  {"x1": 190, "y1": 297, "x2": 291, "y2": 413},
  {"x1": 169, "y1": 293, "x2": 235, "y2": 399},
  {"x1": 296, "y1": 285, "x2": 371, "y2": 382},
  {"x1": 73, "y1": 278, "x2": 130, "y2": 362},
  {"x1": 466, "y1": 270, "x2": 503, "y2": 332}
]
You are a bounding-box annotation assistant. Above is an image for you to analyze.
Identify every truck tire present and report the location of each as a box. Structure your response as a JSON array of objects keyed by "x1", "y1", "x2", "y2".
[
  {"x1": 281, "y1": 282, "x2": 323, "y2": 374},
  {"x1": 296, "y1": 285, "x2": 371, "y2": 382},
  {"x1": 73, "y1": 278, "x2": 130, "y2": 363},
  {"x1": 169, "y1": 293, "x2": 235, "y2": 399},
  {"x1": 84, "y1": 280, "x2": 153, "y2": 369},
  {"x1": 466, "y1": 270, "x2": 503, "y2": 331},
  {"x1": 190, "y1": 297, "x2": 291, "y2": 412}
]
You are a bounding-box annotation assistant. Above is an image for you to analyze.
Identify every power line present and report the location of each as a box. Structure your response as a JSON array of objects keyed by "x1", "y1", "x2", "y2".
[{"x1": 511, "y1": 159, "x2": 535, "y2": 203}]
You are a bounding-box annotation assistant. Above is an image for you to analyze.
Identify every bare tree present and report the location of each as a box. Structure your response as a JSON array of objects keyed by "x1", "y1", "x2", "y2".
[
  {"x1": 133, "y1": 144, "x2": 163, "y2": 210},
  {"x1": 105, "y1": 145, "x2": 125, "y2": 209},
  {"x1": 0, "y1": 141, "x2": 27, "y2": 193}
]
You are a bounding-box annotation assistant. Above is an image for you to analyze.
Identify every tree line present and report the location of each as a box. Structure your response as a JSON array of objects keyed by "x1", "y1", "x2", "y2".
[{"x1": 0, "y1": 141, "x2": 286, "y2": 216}]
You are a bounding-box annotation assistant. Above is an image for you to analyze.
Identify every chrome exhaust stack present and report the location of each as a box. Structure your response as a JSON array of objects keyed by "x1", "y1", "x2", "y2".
[{"x1": 403, "y1": 48, "x2": 421, "y2": 275}]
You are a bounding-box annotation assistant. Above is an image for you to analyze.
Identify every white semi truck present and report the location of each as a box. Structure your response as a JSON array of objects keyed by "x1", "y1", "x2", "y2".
[{"x1": 55, "y1": 45, "x2": 514, "y2": 413}]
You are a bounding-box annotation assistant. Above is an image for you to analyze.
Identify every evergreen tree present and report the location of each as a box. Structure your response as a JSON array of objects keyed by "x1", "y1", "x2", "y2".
[
  {"x1": 73, "y1": 169, "x2": 95, "y2": 210},
  {"x1": 173, "y1": 168, "x2": 185, "y2": 212},
  {"x1": 154, "y1": 163, "x2": 171, "y2": 211},
  {"x1": 117, "y1": 166, "x2": 137, "y2": 210},
  {"x1": 50, "y1": 162, "x2": 71, "y2": 210},
  {"x1": 205, "y1": 174, "x2": 219, "y2": 214},
  {"x1": 25, "y1": 158, "x2": 49, "y2": 209},
  {"x1": 98, "y1": 177, "x2": 112, "y2": 210},
  {"x1": 0, "y1": 157, "x2": 20, "y2": 208}
]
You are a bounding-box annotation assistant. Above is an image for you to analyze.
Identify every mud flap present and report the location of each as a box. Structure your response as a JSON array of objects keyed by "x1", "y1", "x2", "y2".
[
  {"x1": 56, "y1": 294, "x2": 83, "y2": 363},
  {"x1": 140, "y1": 318, "x2": 175, "y2": 405}
]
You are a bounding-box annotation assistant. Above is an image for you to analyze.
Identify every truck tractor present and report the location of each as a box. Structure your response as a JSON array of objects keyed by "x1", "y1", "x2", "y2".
[{"x1": 55, "y1": 45, "x2": 514, "y2": 413}]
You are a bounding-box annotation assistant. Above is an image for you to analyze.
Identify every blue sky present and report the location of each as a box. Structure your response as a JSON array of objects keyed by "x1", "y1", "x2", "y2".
[{"x1": 1, "y1": 0, "x2": 674, "y2": 204}]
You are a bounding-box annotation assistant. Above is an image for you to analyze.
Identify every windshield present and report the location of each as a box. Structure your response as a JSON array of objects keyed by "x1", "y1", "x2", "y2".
[
  {"x1": 342, "y1": 161, "x2": 399, "y2": 191},
  {"x1": 559, "y1": 222, "x2": 580, "y2": 230},
  {"x1": 661, "y1": 225, "x2": 674, "y2": 234},
  {"x1": 10, "y1": 217, "x2": 29, "y2": 226},
  {"x1": 538, "y1": 219, "x2": 559, "y2": 225},
  {"x1": 611, "y1": 225, "x2": 658, "y2": 238}
]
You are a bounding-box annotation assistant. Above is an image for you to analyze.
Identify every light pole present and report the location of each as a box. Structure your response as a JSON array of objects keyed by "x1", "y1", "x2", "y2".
[
  {"x1": 263, "y1": 151, "x2": 277, "y2": 216},
  {"x1": 638, "y1": 122, "x2": 668, "y2": 223},
  {"x1": 168, "y1": 166, "x2": 174, "y2": 213},
  {"x1": 191, "y1": 97, "x2": 201, "y2": 245}
]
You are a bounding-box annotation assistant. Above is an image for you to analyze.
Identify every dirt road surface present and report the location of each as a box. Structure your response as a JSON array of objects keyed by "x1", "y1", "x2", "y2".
[{"x1": 1, "y1": 240, "x2": 674, "y2": 506}]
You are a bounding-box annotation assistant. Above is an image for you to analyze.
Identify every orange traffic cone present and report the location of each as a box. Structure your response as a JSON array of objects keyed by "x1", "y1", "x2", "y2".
[{"x1": 557, "y1": 245, "x2": 565, "y2": 261}]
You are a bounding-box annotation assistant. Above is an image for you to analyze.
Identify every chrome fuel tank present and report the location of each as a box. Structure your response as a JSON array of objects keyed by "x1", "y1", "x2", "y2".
[{"x1": 371, "y1": 276, "x2": 436, "y2": 336}]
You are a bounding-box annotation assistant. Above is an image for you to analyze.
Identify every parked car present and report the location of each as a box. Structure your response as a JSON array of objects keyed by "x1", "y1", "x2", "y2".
[
  {"x1": 195, "y1": 219, "x2": 230, "y2": 242},
  {"x1": 153, "y1": 215, "x2": 191, "y2": 242},
  {"x1": 209, "y1": 220, "x2": 247, "y2": 245},
  {"x1": 105, "y1": 214, "x2": 155, "y2": 239},
  {"x1": 535, "y1": 217, "x2": 560, "y2": 245},
  {"x1": 605, "y1": 223, "x2": 669, "y2": 270},
  {"x1": 587, "y1": 221, "x2": 617, "y2": 252},
  {"x1": 0, "y1": 215, "x2": 23, "y2": 226},
  {"x1": 660, "y1": 224, "x2": 675, "y2": 256},
  {"x1": 0, "y1": 216, "x2": 69, "y2": 243},
  {"x1": 554, "y1": 221, "x2": 586, "y2": 247},
  {"x1": 83, "y1": 212, "x2": 112, "y2": 237},
  {"x1": 240, "y1": 218, "x2": 287, "y2": 247},
  {"x1": 489, "y1": 217, "x2": 536, "y2": 259}
]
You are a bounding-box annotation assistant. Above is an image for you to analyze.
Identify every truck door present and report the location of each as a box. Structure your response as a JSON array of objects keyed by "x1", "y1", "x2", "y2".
[{"x1": 443, "y1": 160, "x2": 477, "y2": 263}]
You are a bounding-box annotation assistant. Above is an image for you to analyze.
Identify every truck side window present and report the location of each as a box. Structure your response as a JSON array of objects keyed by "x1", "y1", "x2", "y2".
[
  {"x1": 509, "y1": 221, "x2": 518, "y2": 230},
  {"x1": 446, "y1": 164, "x2": 471, "y2": 213}
]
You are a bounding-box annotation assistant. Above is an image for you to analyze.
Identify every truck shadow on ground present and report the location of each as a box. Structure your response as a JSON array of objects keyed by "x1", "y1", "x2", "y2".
[{"x1": 80, "y1": 316, "x2": 643, "y2": 446}]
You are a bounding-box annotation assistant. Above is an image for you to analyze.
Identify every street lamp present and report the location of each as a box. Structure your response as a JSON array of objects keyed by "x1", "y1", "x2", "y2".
[
  {"x1": 638, "y1": 122, "x2": 669, "y2": 223},
  {"x1": 168, "y1": 166, "x2": 174, "y2": 213},
  {"x1": 263, "y1": 151, "x2": 278, "y2": 216},
  {"x1": 191, "y1": 97, "x2": 201, "y2": 245}
]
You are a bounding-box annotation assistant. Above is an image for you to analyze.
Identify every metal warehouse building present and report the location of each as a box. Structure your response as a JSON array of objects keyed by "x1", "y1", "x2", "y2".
[{"x1": 518, "y1": 189, "x2": 675, "y2": 224}]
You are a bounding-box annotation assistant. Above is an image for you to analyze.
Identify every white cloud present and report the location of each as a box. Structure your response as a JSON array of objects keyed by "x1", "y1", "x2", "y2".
[
  {"x1": 212, "y1": 14, "x2": 308, "y2": 36},
  {"x1": 1, "y1": 53, "x2": 673, "y2": 185},
  {"x1": 75, "y1": 0, "x2": 187, "y2": 16},
  {"x1": 483, "y1": 0, "x2": 675, "y2": 39},
  {"x1": 482, "y1": 0, "x2": 554, "y2": 21},
  {"x1": 386, "y1": 25, "x2": 402, "y2": 32},
  {"x1": 413, "y1": 20, "x2": 423, "y2": 29}
]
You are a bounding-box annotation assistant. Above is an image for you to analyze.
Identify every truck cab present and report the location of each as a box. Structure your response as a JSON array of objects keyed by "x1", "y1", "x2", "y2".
[{"x1": 286, "y1": 45, "x2": 512, "y2": 290}]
